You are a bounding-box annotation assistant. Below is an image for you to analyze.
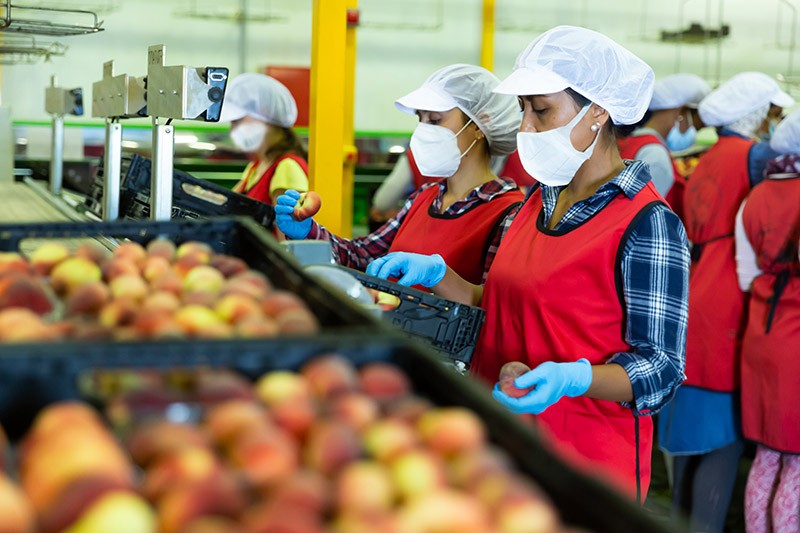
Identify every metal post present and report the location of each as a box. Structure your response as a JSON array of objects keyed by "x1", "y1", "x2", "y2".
[
  {"x1": 50, "y1": 114, "x2": 64, "y2": 195},
  {"x1": 151, "y1": 118, "x2": 174, "y2": 221},
  {"x1": 102, "y1": 119, "x2": 122, "y2": 221}
]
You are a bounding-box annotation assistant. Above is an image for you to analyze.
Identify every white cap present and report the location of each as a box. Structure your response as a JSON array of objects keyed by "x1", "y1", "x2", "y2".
[
  {"x1": 219, "y1": 73, "x2": 298, "y2": 128},
  {"x1": 699, "y1": 72, "x2": 794, "y2": 127},
  {"x1": 494, "y1": 25, "x2": 655, "y2": 125},
  {"x1": 395, "y1": 64, "x2": 521, "y2": 155},
  {"x1": 649, "y1": 74, "x2": 712, "y2": 111},
  {"x1": 770, "y1": 109, "x2": 800, "y2": 154}
]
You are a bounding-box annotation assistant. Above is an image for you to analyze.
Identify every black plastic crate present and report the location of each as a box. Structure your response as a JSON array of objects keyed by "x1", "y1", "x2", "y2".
[
  {"x1": 86, "y1": 154, "x2": 274, "y2": 227},
  {"x1": 340, "y1": 267, "x2": 485, "y2": 366},
  {"x1": 0, "y1": 335, "x2": 674, "y2": 533}
]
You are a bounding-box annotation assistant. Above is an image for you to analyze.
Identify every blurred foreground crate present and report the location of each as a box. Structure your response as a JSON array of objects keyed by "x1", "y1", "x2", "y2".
[{"x1": 0, "y1": 335, "x2": 673, "y2": 533}]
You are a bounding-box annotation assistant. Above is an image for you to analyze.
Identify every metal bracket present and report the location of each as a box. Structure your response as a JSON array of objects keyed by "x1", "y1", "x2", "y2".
[{"x1": 91, "y1": 60, "x2": 146, "y2": 118}]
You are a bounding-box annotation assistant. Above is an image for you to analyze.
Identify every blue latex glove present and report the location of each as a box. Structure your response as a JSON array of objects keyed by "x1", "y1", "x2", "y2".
[
  {"x1": 366, "y1": 252, "x2": 447, "y2": 288},
  {"x1": 274, "y1": 190, "x2": 313, "y2": 239},
  {"x1": 492, "y1": 359, "x2": 593, "y2": 415}
]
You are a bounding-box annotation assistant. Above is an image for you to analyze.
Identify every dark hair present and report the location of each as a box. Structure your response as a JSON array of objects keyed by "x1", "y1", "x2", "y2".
[
  {"x1": 564, "y1": 87, "x2": 637, "y2": 139},
  {"x1": 265, "y1": 127, "x2": 307, "y2": 161}
]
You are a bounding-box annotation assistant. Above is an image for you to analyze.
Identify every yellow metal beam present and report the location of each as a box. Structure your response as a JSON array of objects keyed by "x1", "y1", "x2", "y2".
[
  {"x1": 341, "y1": 0, "x2": 358, "y2": 239},
  {"x1": 309, "y1": 0, "x2": 355, "y2": 237},
  {"x1": 480, "y1": 0, "x2": 496, "y2": 72}
]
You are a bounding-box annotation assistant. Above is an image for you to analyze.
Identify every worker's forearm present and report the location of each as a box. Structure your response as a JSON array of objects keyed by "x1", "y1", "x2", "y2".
[
  {"x1": 432, "y1": 267, "x2": 483, "y2": 306},
  {"x1": 584, "y1": 362, "x2": 634, "y2": 403}
]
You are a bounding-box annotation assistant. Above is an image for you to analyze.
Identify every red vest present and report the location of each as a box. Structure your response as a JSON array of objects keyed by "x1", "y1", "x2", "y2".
[
  {"x1": 741, "y1": 176, "x2": 800, "y2": 452},
  {"x1": 472, "y1": 182, "x2": 665, "y2": 500},
  {"x1": 389, "y1": 185, "x2": 523, "y2": 285},
  {"x1": 242, "y1": 153, "x2": 309, "y2": 205},
  {"x1": 682, "y1": 136, "x2": 753, "y2": 391},
  {"x1": 618, "y1": 134, "x2": 686, "y2": 220},
  {"x1": 499, "y1": 150, "x2": 537, "y2": 190}
]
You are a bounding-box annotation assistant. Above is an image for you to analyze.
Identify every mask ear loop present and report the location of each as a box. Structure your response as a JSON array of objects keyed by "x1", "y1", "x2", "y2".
[{"x1": 454, "y1": 119, "x2": 479, "y2": 160}]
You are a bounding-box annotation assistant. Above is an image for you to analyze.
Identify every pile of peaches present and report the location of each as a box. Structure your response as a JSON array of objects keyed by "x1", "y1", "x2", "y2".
[
  {"x1": 0, "y1": 355, "x2": 577, "y2": 533},
  {"x1": 0, "y1": 238, "x2": 319, "y2": 342}
]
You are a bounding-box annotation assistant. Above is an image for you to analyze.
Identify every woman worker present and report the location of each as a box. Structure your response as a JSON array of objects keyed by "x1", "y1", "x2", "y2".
[
  {"x1": 367, "y1": 26, "x2": 690, "y2": 502},
  {"x1": 618, "y1": 73, "x2": 711, "y2": 220},
  {"x1": 736, "y1": 111, "x2": 800, "y2": 533},
  {"x1": 219, "y1": 73, "x2": 309, "y2": 205},
  {"x1": 274, "y1": 64, "x2": 524, "y2": 286},
  {"x1": 659, "y1": 71, "x2": 793, "y2": 533}
]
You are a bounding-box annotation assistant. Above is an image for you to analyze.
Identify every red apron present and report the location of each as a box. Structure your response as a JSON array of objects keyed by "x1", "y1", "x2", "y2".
[
  {"x1": 472, "y1": 182, "x2": 664, "y2": 500},
  {"x1": 389, "y1": 185, "x2": 523, "y2": 285},
  {"x1": 618, "y1": 134, "x2": 685, "y2": 220},
  {"x1": 741, "y1": 176, "x2": 800, "y2": 453},
  {"x1": 683, "y1": 136, "x2": 753, "y2": 392},
  {"x1": 499, "y1": 150, "x2": 537, "y2": 190},
  {"x1": 238, "y1": 153, "x2": 309, "y2": 205}
]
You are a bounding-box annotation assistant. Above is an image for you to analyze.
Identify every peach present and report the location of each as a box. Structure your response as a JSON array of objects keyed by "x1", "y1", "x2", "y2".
[
  {"x1": 268, "y1": 469, "x2": 331, "y2": 515},
  {"x1": 261, "y1": 291, "x2": 306, "y2": 318},
  {"x1": 389, "y1": 450, "x2": 448, "y2": 499},
  {"x1": 303, "y1": 421, "x2": 361, "y2": 476},
  {"x1": 301, "y1": 355, "x2": 359, "y2": 400},
  {"x1": 101, "y1": 257, "x2": 141, "y2": 282},
  {"x1": 220, "y1": 277, "x2": 269, "y2": 301},
  {"x1": 127, "y1": 421, "x2": 212, "y2": 467},
  {"x1": 194, "y1": 370, "x2": 256, "y2": 404},
  {"x1": 417, "y1": 408, "x2": 486, "y2": 457},
  {"x1": 64, "y1": 491, "x2": 156, "y2": 533},
  {"x1": 98, "y1": 298, "x2": 138, "y2": 328},
  {"x1": 0, "y1": 307, "x2": 60, "y2": 342},
  {"x1": 362, "y1": 419, "x2": 419, "y2": 463},
  {"x1": 270, "y1": 397, "x2": 317, "y2": 440},
  {"x1": 70, "y1": 322, "x2": 113, "y2": 341},
  {"x1": 132, "y1": 311, "x2": 185, "y2": 339},
  {"x1": 173, "y1": 253, "x2": 208, "y2": 278},
  {"x1": 254, "y1": 371, "x2": 310, "y2": 407},
  {"x1": 358, "y1": 363, "x2": 412, "y2": 404},
  {"x1": 75, "y1": 242, "x2": 110, "y2": 265},
  {"x1": 228, "y1": 427, "x2": 299, "y2": 489},
  {"x1": 396, "y1": 489, "x2": 492, "y2": 533},
  {"x1": 447, "y1": 446, "x2": 513, "y2": 489},
  {"x1": 0, "y1": 252, "x2": 30, "y2": 274},
  {"x1": 37, "y1": 474, "x2": 132, "y2": 533},
  {"x1": 26, "y1": 401, "x2": 101, "y2": 439},
  {"x1": 109, "y1": 274, "x2": 149, "y2": 301},
  {"x1": 149, "y1": 270, "x2": 183, "y2": 295},
  {"x1": 240, "y1": 501, "x2": 326, "y2": 533},
  {"x1": 384, "y1": 396, "x2": 434, "y2": 425},
  {"x1": 292, "y1": 191, "x2": 322, "y2": 221},
  {"x1": 50, "y1": 257, "x2": 103, "y2": 295},
  {"x1": 474, "y1": 471, "x2": 544, "y2": 509},
  {"x1": 143, "y1": 255, "x2": 171, "y2": 282},
  {"x1": 180, "y1": 516, "x2": 241, "y2": 533},
  {"x1": 157, "y1": 472, "x2": 247, "y2": 533},
  {"x1": 328, "y1": 392, "x2": 380, "y2": 431},
  {"x1": 182, "y1": 265, "x2": 225, "y2": 294},
  {"x1": 496, "y1": 498, "x2": 561, "y2": 533},
  {"x1": 140, "y1": 291, "x2": 181, "y2": 315},
  {"x1": 229, "y1": 270, "x2": 272, "y2": 293},
  {"x1": 0, "y1": 473, "x2": 34, "y2": 533},
  {"x1": 180, "y1": 290, "x2": 219, "y2": 309},
  {"x1": 276, "y1": 308, "x2": 320, "y2": 335},
  {"x1": 209, "y1": 254, "x2": 248, "y2": 278},
  {"x1": 235, "y1": 316, "x2": 280, "y2": 338},
  {"x1": 146, "y1": 238, "x2": 176, "y2": 261},
  {"x1": 176, "y1": 241, "x2": 213, "y2": 262},
  {"x1": 0, "y1": 424, "x2": 6, "y2": 471},
  {"x1": 204, "y1": 399, "x2": 270, "y2": 447},
  {"x1": 499, "y1": 361, "x2": 534, "y2": 399},
  {"x1": 375, "y1": 291, "x2": 401, "y2": 311},
  {"x1": 64, "y1": 281, "x2": 110, "y2": 316},
  {"x1": 215, "y1": 294, "x2": 263, "y2": 324},
  {"x1": 113, "y1": 241, "x2": 147, "y2": 267},
  {"x1": 29, "y1": 241, "x2": 70, "y2": 275},
  {"x1": 333, "y1": 511, "x2": 402, "y2": 533},
  {"x1": 0, "y1": 272, "x2": 54, "y2": 314},
  {"x1": 174, "y1": 305, "x2": 225, "y2": 336},
  {"x1": 142, "y1": 447, "x2": 222, "y2": 502},
  {"x1": 335, "y1": 460, "x2": 394, "y2": 514}
]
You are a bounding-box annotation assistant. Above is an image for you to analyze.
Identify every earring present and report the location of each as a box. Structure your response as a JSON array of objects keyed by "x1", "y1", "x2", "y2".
[{"x1": 590, "y1": 122, "x2": 601, "y2": 132}]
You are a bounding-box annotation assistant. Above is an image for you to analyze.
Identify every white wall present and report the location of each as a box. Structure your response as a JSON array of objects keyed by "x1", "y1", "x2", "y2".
[{"x1": 3, "y1": 0, "x2": 799, "y2": 133}]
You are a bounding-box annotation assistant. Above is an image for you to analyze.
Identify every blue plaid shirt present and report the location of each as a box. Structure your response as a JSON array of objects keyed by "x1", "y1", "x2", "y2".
[{"x1": 489, "y1": 161, "x2": 689, "y2": 414}]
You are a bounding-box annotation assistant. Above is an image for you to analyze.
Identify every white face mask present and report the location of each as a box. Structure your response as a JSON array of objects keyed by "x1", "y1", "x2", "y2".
[
  {"x1": 516, "y1": 105, "x2": 600, "y2": 187},
  {"x1": 231, "y1": 121, "x2": 267, "y2": 153},
  {"x1": 409, "y1": 120, "x2": 477, "y2": 178}
]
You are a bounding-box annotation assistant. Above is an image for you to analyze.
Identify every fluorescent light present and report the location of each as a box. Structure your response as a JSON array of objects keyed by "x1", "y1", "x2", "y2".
[
  {"x1": 388, "y1": 145, "x2": 405, "y2": 154},
  {"x1": 188, "y1": 142, "x2": 217, "y2": 151},
  {"x1": 175, "y1": 134, "x2": 199, "y2": 144},
  {"x1": 16, "y1": 138, "x2": 28, "y2": 145},
  {"x1": 121, "y1": 141, "x2": 139, "y2": 148}
]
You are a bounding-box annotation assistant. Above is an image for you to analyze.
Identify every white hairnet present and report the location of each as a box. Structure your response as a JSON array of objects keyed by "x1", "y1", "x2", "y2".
[
  {"x1": 219, "y1": 73, "x2": 298, "y2": 128},
  {"x1": 494, "y1": 25, "x2": 654, "y2": 125},
  {"x1": 649, "y1": 74, "x2": 712, "y2": 111},
  {"x1": 770, "y1": 109, "x2": 800, "y2": 154},
  {"x1": 395, "y1": 64, "x2": 521, "y2": 156},
  {"x1": 698, "y1": 72, "x2": 794, "y2": 127},
  {"x1": 725, "y1": 104, "x2": 770, "y2": 139}
]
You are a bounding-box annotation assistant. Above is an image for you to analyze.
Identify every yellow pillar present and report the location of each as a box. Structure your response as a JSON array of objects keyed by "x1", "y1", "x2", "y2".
[
  {"x1": 309, "y1": 0, "x2": 356, "y2": 237},
  {"x1": 480, "y1": 0, "x2": 496, "y2": 72}
]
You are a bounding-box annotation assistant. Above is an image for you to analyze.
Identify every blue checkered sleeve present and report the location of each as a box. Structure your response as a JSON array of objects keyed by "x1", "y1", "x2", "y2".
[{"x1": 608, "y1": 204, "x2": 690, "y2": 414}]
